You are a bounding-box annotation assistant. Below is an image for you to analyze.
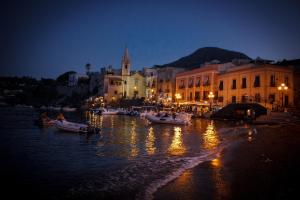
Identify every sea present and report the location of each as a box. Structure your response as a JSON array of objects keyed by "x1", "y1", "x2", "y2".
[{"x1": 0, "y1": 107, "x2": 252, "y2": 200}]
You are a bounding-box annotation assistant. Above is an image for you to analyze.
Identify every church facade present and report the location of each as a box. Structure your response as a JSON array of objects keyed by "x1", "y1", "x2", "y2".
[{"x1": 99, "y1": 48, "x2": 146, "y2": 102}]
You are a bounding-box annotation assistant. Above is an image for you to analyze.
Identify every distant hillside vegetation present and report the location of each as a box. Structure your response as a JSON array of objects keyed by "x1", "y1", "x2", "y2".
[{"x1": 157, "y1": 47, "x2": 251, "y2": 69}]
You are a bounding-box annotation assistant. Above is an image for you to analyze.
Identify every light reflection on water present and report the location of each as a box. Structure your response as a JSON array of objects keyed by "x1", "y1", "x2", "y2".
[
  {"x1": 85, "y1": 113, "x2": 226, "y2": 158},
  {"x1": 130, "y1": 120, "x2": 138, "y2": 158},
  {"x1": 168, "y1": 126, "x2": 186, "y2": 156},
  {"x1": 146, "y1": 127, "x2": 156, "y2": 155},
  {"x1": 203, "y1": 120, "x2": 220, "y2": 150}
]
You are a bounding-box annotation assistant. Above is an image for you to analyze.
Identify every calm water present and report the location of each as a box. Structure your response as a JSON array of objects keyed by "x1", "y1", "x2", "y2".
[{"x1": 0, "y1": 107, "x2": 250, "y2": 199}]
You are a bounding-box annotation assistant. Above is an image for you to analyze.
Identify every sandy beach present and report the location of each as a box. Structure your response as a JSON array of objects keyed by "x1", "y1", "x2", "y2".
[{"x1": 155, "y1": 123, "x2": 300, "y2": 200}]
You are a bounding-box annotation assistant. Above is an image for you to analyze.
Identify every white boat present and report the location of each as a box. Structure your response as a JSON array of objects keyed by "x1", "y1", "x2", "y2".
[
  {"x1": 101, "y1": 108, "x2": 119, "y2": 115},
  {"x1": 62, "y1": 107, "x2": 77, "y2": 112},
  {"x1": 54, "y1": 120, "x2": 88, "y2": 133},
  {"x1": 145, "y1": 112, "x2": 192, "y2": 125},
  {"x1": 140, "y1": 110, "x2": 155, "y2": 119}
]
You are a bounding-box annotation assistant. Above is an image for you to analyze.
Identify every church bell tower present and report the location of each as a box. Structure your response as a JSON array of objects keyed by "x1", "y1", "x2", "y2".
[{"x1": 121, "y1": 47, "x2": 131, "y2": 76}]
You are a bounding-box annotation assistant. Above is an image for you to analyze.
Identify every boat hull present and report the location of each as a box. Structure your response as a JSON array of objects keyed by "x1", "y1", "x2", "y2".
[{"x1": 54, "y1": 120, "x2": 88, "y2": 133}]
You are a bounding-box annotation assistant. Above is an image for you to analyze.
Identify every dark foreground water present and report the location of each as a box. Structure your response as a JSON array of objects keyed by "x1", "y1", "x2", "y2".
[{"x1": 0, "y1": 107, "x2": 251, "y2": 199}]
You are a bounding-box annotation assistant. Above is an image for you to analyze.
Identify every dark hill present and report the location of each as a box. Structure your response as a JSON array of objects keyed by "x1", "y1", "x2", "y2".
[{"x1": 158, "y1": 47, "x2": 251, "y2": 69}]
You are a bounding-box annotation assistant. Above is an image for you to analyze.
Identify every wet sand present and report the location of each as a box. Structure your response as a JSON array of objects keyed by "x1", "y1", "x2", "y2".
[{"x1": 155, "y1": 124, "x2": 300, "y2": 200}]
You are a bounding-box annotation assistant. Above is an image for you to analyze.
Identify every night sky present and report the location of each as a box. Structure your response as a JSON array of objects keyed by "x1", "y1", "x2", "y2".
[{"x1": 1, "y1": 0, "x2": 300, "y2": 78}]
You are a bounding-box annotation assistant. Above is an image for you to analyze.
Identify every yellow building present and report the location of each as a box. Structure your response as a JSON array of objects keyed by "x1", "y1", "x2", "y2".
[
  {"x1": 101, "y1": 48, "x2": 146, "y2": 102},
  {"x1": 217, "y1": 64, "x2": 293, "y2": 109},
  {"x1": 175, "y1": 63, "x2": 294, "y2": 110},
  {"x1": 144, "y1": 67, "x2": 157, "y2": 102},
  {"x1": 175, "y1": 64, "x2": 225, "y2": 105},
  {"x1": 157, "y1": 66, "x2": 184, "y2": 104}
]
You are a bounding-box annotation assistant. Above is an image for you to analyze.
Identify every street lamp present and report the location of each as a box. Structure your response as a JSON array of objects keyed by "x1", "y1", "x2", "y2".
[
  {"x1": 208, "y1": 91, "x2": 215, "y2": 111},
  {"x1": 175, "y1": 93, "x2": 182, "y2": 107},
  {"x1": 277, "y1": 83, "x2": 288, "y2": 110}
]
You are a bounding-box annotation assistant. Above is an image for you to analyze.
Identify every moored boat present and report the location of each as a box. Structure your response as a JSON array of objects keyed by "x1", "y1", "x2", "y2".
[
  {"x1": 54, "y1": 120, "x2": 89, "y2": 133},
  {"x1": 102, "y1": 108, "x2": 119, "y2": 115},
  {"x1": 145, "y1": 112, "x2": 192, "y2": 125}
]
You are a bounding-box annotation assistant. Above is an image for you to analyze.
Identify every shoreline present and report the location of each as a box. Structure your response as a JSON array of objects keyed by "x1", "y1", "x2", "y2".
[{"x1": 154, "y1": 123, "x2": 300, "y2": 199}]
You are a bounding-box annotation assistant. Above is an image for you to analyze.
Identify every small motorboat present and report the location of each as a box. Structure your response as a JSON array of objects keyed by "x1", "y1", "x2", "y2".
[
  {"x1": 54, "y1": 120, "x2": 89, "y2": 133},
  {"x1": 101, "y1": 108, "x2": 119, "y2": 115},
  {"x1": 54, "y1": 118, "x2": 100, "y2": 134},
  {"x1": 145, "y1": 112, "x2": 192, "y2": 125}
]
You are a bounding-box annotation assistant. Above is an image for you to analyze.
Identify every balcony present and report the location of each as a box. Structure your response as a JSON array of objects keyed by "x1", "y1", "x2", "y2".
[{"x1": 178, "y1": 85, "x2": 185, "y2": 89}]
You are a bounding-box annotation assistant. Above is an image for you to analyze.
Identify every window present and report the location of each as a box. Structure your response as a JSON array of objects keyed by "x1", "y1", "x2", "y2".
[
  {"x1": 188, "y1": 78, "x2": 194, "y2": 88},
  {"x1": 203, "y1": 76, "x2": 210, "y2": 86},
  {"x1": 255, "y1": 93, "x2": 261, "y2": 102},
  {"x1": 254, "y1": 75, "x2": 260, "y2": 87},
  {"x1": 195, "y1": 92, "x2": 200, "y2": 101},
  {"x1": 189, "y1": 92, "x2": 193, "y2": 100},
  {"x1": 124, "y1": 81, "x2": 127, "y2": 85},
  {"x1": 270, "y1": 75, "x2": 276, "y2": 87},
  {"x1": 232, "y1": 96, "x2": 236, "y2": 103},
  {"x1": 232, "y1": 79, "x2": 236, "y2": 89},
  {"x1": 241, "y1": 95, "x2": 247, "y2": 103},
  {"x1": 219, "y1": 81, "x2": 223, "y2": 90},
  {"x1": 284, "y1": 76, "x2": 289, "y2": 86},
  {"x1": 269, "y1": 94, "x2": 275, "y2": 104},
  {"x1": 179, "y1": 80, "x2": 185, "y2": 89},
  {"x1": 114, "y1": 90, "x2": 117, "y2": 95},
  {"x1": 195, "y1": 77, "x2": 201, "y2": 87},
  {"x1": 241, "y1": 78, "x2": 247, "y2": 88},
  {"x1": 125, "y1": 65, "x2": 127, "y2": 69},
  {"x1": 203, "y1": 91, "x2": 208, "y2": 100},
  {"x1": 218, "y1": 96, "x2": 223, "y2": 102}
]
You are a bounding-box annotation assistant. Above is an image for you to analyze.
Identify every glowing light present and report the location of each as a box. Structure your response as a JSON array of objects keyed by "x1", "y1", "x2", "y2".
[
  {"x1": 203, "y1": 121, "x2": 220, "y2": 150},
  {"x1": 130, "y1": 120, "x2": 138, "y2": 157},
  {"x1": 208, "y1": 91, "x2": 215, "y2": 99},
  {"x1": 211, "y1": 158, "x2": 221, "y2": 167},
  {"x1": 168, "y1": 126, "x2": 186, "y2": 155},
  {"x1": 146, "y1": 127, "x2": 156, "y2": 155},
  {"x1": 278, "y1": 83, "x2": 288, "y2": 91},
  {"x1": 175, "y1": 93, "x2": 182, "y2": 100}
]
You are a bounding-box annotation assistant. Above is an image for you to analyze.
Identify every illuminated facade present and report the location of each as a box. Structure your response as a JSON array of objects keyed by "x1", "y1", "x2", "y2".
[
  {"x1": 156, "y1": 66, "x2": 184, "y2": 104},
  {"x1": 144, "y1": 67, "x2": 158, "y2": 102},
  {"x1": 175, "y1": 63, "x2": 294, "y2": 109},
  {"x1": 175, "y1": 63, "x2": 233, "y2": 105},
  {"x1": 218, "y1": 64, "x2": 294, "y2": 109},
  {"x1": 100, "y1": 48, "x2": 146, "y2": 102}
]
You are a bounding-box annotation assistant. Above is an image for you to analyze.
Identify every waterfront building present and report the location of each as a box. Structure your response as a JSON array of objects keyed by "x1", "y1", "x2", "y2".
[
  {"x1": 144, "y1": 67, "x2": 158, "y2": 102},
  {"x1": 175, "y1": 63, "x2": 234, "y2": 106},
  {"x1": 217, "y1": 64, "x2": 294, "y2": 109},
  {"x1": 157, "y1": 66, "x2": 184, "y2": 104},
  {"x1": 175, "y1": 63, "x2": 294, "y2": 110},
  {"x1": 98, "y1": 48, "x2": 146, "y2": 102}
]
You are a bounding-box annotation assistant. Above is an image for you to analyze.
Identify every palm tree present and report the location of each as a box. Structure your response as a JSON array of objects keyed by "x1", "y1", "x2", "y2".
[{"x1": 85, "y1": 63, "x2": 91, "y2": 75}]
